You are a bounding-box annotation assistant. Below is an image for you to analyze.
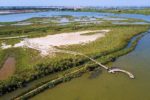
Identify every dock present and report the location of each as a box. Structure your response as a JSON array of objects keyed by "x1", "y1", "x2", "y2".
[
  {"x1": 108, "y1": 68, "x2": 135, "y2": 79},
  {"x1": 55, "y1": 49, "x2": 134, "y2": 79}
]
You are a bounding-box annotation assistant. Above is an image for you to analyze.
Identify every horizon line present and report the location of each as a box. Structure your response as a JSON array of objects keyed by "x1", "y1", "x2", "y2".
[{"x1": 0, "y1": 5, "x2": 150, "y2": 7}]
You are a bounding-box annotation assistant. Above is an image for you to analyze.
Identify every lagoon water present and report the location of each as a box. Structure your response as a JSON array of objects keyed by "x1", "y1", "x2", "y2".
[
  {"x1": 31, "y1": 30, "x2": 150, "y2": 100},
  {"x1": 0, "y1": 11, "x2": 150, "y2": 100},
  {"x1": 26, "y1": 11, "x2": 150, "y2": 100},
  {"x1": 0, "y1": 11, "x2": 150, "y2": 22}
]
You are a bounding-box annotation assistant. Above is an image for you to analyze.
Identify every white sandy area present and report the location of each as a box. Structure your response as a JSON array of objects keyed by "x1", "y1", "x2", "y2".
[
  {"x1": 1, "y1": 30, "x2": 110, "y2": 56},
  {"x1": 1, "y1": 43, "x2": 12, "y2": 49}
]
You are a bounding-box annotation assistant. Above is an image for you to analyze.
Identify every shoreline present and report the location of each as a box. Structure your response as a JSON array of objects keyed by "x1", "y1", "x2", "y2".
[
  {"x1": 14, "y1": 29, "x2": 149, "y2": 100},
  {"x1": 0, "y1": 10, "x2": 49, "y2": 15},
  {"x1": 0, "y1": 25, "x2": 149, "y2": 99}
]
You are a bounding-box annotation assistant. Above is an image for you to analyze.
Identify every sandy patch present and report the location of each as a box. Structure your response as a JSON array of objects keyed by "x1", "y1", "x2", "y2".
[
  {"x1": 1, "y1": 30, "x2": 110, "y2": 56},
  {"x1": 1, "y1": 43, "x2": 12, "y2": 49}
]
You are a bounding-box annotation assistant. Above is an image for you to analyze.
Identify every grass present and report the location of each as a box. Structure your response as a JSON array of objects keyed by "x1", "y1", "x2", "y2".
[
  {"x1": 0, "y1": 20, "x2": 111, "y2": 38},
  {"x1": 0, "y1": 24, "x2": 149, "y2": 74},
  {"x1": 99, "y1": 9, "x2": 150, "y2": 15},
  {"x1": 0, "y1": 23, "x2": 149, "y2": 98},
  {"x1": 75, "y1": 8, "x2": 150, "y2": 15},
  {"x1": 14, "y1": 27, "x2": 148, "y2": 99},
  {"x1": 0, "y1": 10, "x2": 149, "y2": 98},
  {"x1": 0, "y1": 16, "x2": 149, "y2": 97},
  {"x1": 59, "y1": 25, "x2": 148, "y2": 55}
]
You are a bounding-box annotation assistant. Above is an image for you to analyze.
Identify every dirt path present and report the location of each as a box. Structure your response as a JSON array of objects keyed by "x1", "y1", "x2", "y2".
[{"x1": 0, "y1": 57, "x2": 16, "y2": 80}]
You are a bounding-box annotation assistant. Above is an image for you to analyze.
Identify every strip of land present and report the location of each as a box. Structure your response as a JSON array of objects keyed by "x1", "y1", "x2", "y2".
[
  {"x1": 76, "y1": 8, "x2": 150, "y2": 15},
  {"x1": 0, "y1": 24, "x2": 149, "y2": 99}
]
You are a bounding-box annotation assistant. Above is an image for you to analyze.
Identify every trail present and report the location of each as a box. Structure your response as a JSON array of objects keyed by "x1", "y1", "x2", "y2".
[
  {"x1": 108, "y1": 68, "x2": 134, "y2": 78},
  {"x1": 54, "y1": 49, "x2": 134, "y2": 79},
  {"x1": 55, "y1": 49, "x2": 109, "y2": 69},
  {"x1": 15, "y1": 45, "x2": 135, "y2": 99}
]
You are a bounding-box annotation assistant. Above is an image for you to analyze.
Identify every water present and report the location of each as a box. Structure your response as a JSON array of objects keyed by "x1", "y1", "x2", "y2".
[
  {"x1": 0, "y1": 11, "x2": 150, "y2": 100},
  {"x1": 0, "y1": 11, "x2": 150, "y2": 22},
  {"x1": 0, "y1": 11, "x2": 105, "y2": 22},
  {"x1": 31, "y1": 30, "x2": 150, "y2": 100},
  {"x1": 104, "y1": 13, "x2": 150, "y2": 22}
]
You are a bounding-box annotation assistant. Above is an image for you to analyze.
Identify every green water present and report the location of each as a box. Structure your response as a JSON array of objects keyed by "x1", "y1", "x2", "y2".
[{"x1": 31, "y1": 32, "x2": 150, "y2": 100}]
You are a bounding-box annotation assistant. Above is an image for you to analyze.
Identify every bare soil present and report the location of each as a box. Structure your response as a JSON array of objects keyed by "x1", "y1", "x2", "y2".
[{"x1": 0, "y1": 57, "x2": 16, "y2": 80}]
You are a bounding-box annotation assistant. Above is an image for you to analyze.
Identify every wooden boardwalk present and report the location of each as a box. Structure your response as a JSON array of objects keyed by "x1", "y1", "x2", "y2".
[
  {"x1": 15, "y1": 49, "x2": 135, "y2": 99},
  {"x1": 108, "y1": 68, "x2": 135, "y2": 79},
  {"x1": 55, "y1": 49, "x2": 109, "y2": 70},
  {"x1": 56, "y1": 49, "x2": 134, "y2": 79}
]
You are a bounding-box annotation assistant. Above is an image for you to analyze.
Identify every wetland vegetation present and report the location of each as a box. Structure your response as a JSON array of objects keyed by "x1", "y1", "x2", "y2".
[
  {"x1": 76, "y1": 8, "x2": 150, "y2": 15},
  {"x1": 0, "y1": 11, "x2": 150, "y2": 100}
]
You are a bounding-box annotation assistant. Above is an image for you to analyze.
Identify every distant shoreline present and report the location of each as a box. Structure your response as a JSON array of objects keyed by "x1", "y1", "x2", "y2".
[
  {"x1": 0, "y1": 9, "x2": 48, "y2": 15},
  {"x1": 0, "y1": 6, "x2": 150, "y2": 15}
]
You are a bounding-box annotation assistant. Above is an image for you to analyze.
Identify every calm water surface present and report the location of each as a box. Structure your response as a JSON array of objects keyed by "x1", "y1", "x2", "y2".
[
  {"x1": 0, "y1": 11, "x2": 150, "y2": 100},
  {"x1": 31, "y1": 31, "x2": 150, "y2": 100},
  {"x1": 0, "y1": 11, "x2": 150, "y2": 22}
]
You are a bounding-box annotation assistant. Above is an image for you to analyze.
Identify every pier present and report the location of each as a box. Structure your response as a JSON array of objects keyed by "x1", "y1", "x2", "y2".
[
  {"x1": 108, "y1": 68, "x2": 135, "y2": 79},
  {"x1": 55, "y1": 49, "x2": 134, "y2": 79}
]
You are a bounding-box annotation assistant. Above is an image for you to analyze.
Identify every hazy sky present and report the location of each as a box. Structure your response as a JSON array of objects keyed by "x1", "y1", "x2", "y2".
[{"x1": 0, "y1": 0, "x2": 150, "y2": 6}]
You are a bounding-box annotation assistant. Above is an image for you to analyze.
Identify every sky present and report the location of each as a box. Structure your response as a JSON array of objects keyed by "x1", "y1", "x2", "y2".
[{"x1": 0, "y1": 0, "x2": 150, "y2": 7}]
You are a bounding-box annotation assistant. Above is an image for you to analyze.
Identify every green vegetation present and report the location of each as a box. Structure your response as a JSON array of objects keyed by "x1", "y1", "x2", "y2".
[
  {"x1": 101, "y1": 9, "x2": 150, "y2": 15},
  {"x1": 0, "y1": 15, "x2": 149, "y2": 99},
  {"x1": 15, "y1": 26, "x2": 148, "y2": 100},
  {"x1": 76, "y1": 8, "x2": 150, "y2": 15},
  {"x1": 0, "y1": 24, "x2": 149, "y2": 98},
  {"x1": 16, "y1": 67, "x2": 86, "y2": 100},
  {"x1": 0, "y1": 19, "x2": 111, "y2": 38}
]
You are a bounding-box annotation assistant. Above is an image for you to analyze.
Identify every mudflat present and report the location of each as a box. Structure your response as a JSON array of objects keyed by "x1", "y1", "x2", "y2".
[{"x1": 0, "y1": 57, "x2": 16, "y2": 80}]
